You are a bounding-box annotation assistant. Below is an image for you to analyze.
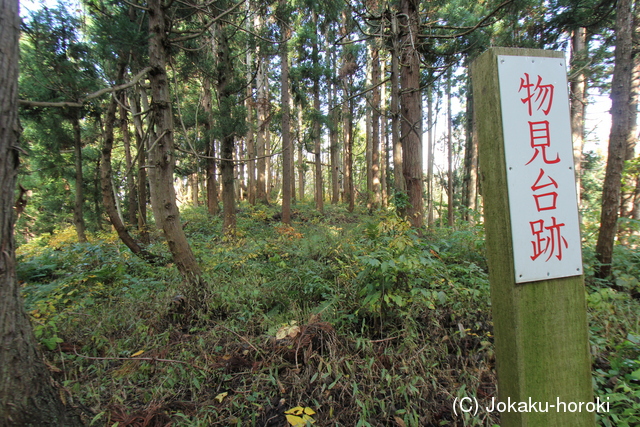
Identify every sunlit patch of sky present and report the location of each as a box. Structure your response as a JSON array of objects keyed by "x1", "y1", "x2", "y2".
[{"x1": 20, "y1": 0, "x2": 80, "y2": 18}]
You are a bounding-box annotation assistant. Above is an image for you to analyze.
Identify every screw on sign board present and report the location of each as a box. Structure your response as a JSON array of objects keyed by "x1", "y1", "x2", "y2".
[{"x1": 497, "y1": 55, "x2": 582, "y2": 283}]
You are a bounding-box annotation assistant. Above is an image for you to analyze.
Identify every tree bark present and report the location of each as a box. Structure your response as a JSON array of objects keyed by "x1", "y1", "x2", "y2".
[
  {"x1": 399, "y1": 0, "x2": 423, "y2": 227},
  {"x1": 255, "y1": 28, "x2": 270, "y2": 205},
  {"x1": 620, "y1": 50, "x2": 640, "y2": 219},
  {"x1": 147, "y1": 0, "x2": 203, "y2": 283},
  {"x1": 281, "y1": 16, "x2": 292, "y2": 224},
  {"x1": 310, "y1": 11, "x2": 323, "y2": 213},
  {"x1": 71, "y1": 113, "x2": 87, "y2": 242},
  {"x1": 595, "y1": 0, "x2": 635, "y2": 279},
  {"x1": 129, "y1": 85, "x2": 150, "y2": 244},
  {"x1": 570, "y1": 27, "x2": 588, "y2": 205},
  {"x1": 391, "y1": 12, "x2": 404, "y2": 194},
  {"x1": 328, "y1": 43, "x2": 341, "y2": 205},
  {"x1": 371, "y1": 40, "x2": 381, "y2": 209},
  {"x1": 0, "y1": 0, "x2": 83, "y2": 422},
  {"x1": 297, "y1": 108, "x2": 305, "y2": 201},
  {"x1": 202, "y1": 77, "x2": 220, "y2": 215},
  {"x1": 214, "y1": 26, "x2": 237, "y2": 235},
  {"x1": 447, "y1": 73, "x2": 454, "y2": 227},
  {"x1": 120, "y1": 92, "x2": 138, "y2": 226},
  {"x1": 463, "y1": 70, "x2": 478, "y2": 222},
  {"x1": 246, "y1": 30, "x2": 256, "y2": 205},
  {"x1": 427, "y1": 89, "x2": 435, "y2": 227}
]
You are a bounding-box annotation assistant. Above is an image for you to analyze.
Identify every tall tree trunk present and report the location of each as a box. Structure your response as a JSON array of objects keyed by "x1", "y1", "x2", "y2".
[
  {"x1": 148, "y1": 0, "x2": 203, "y2": 283},
  {"x1": 427, "y1": 89, "x2": 435, "y2": 227},
  {"x1": 215, "y1": 27, "x2": 237, "y2": 235},
  {"x1": 328, "y1": 44, "x2": 340, "y2": 205},
  {"x1": 343, "y1": 84, "x2": 355, "y2": 213},
  {"x1": 381, "y1": 59, "x2": 389, "y2": 207},
  {"x1": 595, "y1": 0, "x2": 635, "y2": 279},
  {"x1": 341, "y1": 11, "x2": 355, "y2": 212},
  {"x1": 120, "y1": 92, "x2": 137, "y2": 226},
  {"x1": 620, "y1": 51, "x2": 640, "y2": 219},
  {"x1": 256, "y1": 35, "x2": 270, "y2": 204},
  {"x1": 71, "y1": 113, "x2": 87, "y2": 242},
  {"x1": 371, "y1": 40, "x2": 381, "y2": 209},
  {"x1": 447, "y1": 73, "x2": 454, "y2": 227},
  {"x1": 366, "y1": 52, "x2": 373, "y2": 205},
  {"x1": 202, "y1": 77, "x2": 220, "y2": 215},
  {"x1": 297, "y1": 108, "x2": 305, "y2": 201},
  {"x1": 246, "y1": 43, "x2": 256, "y2": 205},
  {"x1": 391, "y1": 13, "x2": 404, "y2": 194},
  {"x1": 1, "y1": 0, "x2": 82, "y2": 422},
  {"x1": 312, "y1": 11, "x2": 324, "y2": 213},
  {"x1": 280, "y1": 10, "x2": 292, "y2": 224},
  {"x1": 570, "y1": 27, "x2": 588, "y2": 205},
  {"x1": 463, "y1": 70, "x2": 478, "y2": 222},
  {"x1": 399, "y1": 0, "x2": 423, "y2": 227},
  {"x1": 129, "y1": 85, "x2": 150, "y2": 243}
]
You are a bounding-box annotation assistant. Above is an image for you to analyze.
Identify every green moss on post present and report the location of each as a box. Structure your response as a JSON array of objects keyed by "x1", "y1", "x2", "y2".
[{"x1": 471, "y1": 47, "x2": 595, "y2": 427}]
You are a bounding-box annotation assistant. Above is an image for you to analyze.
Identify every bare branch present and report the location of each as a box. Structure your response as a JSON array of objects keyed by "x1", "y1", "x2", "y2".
[
  {"x1": 419, "y1": 0, "x2": 516, "y2": 39},
  {"x1": 170, "y1": 0, "x2": 246, "y2": 43},
  {"x1": 19, "y1": 67, "x2": 152, "y2": 109}
]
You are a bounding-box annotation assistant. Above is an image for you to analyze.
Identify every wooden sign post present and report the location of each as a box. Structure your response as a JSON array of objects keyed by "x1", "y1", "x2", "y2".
[{"x1": 471, "y1": 48, "x2": 595, "y2": 426}]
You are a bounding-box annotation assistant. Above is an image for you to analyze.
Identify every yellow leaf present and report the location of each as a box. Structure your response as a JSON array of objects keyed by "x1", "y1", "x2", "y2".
[
  {"x1": 303, "y1": 407, "x2": 316, "y2": 415},
  {"x1": 215, "y1": 392, "x2": 228, "y2": 403},
  {"x1": 131, "y1": 350, "x2": 145, "y2": 357},
  {"x1": 286, "y1": 414, "x2": 305, "y2": 426},
  {"x1": 301, "y1": 414, "x2": 315, "y2": 423},
  {"x1": 285, "y1": 406, "x2": 305, "y2": 415}
]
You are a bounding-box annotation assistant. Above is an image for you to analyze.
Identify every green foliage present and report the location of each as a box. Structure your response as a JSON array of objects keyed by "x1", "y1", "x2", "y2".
[{"x1": 15, "y1": 204, "x2": 639, "y2": 425}]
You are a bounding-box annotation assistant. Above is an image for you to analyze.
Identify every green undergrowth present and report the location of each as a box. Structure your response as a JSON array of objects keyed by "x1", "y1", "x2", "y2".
[{"x1": 16, "y1": 202, "x2": 640, "y2": 426}]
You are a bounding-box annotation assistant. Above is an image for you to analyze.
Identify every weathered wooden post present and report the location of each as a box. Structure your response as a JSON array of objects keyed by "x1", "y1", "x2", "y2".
[{"x1": 471, "y1": 48, "x2": 596, "y2": 426}]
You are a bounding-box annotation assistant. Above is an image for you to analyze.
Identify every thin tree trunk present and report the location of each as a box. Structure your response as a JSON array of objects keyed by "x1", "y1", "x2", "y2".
[
  {"x1": 427, "y1": 89, "x2": 435, "y2": 226},
  {"x1": 72, "y1": 113, "x2": 87, "y2": 242},
  {"x1": 381, "y1": 58, "x2": 388, "y2": 207},
  {"x1": 341, "y1": 11, "x2": 355, "y2": 212},
  {"x1": 0, "y1": 0, "x2": 82, "y2": 421},
  {"x1": 463, "y1": 70, "x2": 478, "y2": 222},
  {"x1": 329, "y1": 44, "x2": 340, "y2": 205},
  {"x1": 120, "y1": 92, "x2": 137, "y2": 226},
  {"x1": 243, "y1": 2, "x2": 255, "y2": 205},
  {"x1": 280, "y1": 4, "x2": 292, "y2": 224},
  {"x1": 202, "y1": 77, "x2": 219, "y2": 215},
  {"x1": 366, "y1": 51, "x2": 373, "y2": 205},
  {"x1": 344, "y1": 84, "x2": 355, "y2": 212},
  {"x1": 129, "y1": 85, "x2": 149, "y2": 243},
  {"x1": 595, "y1": 0, "x2": 635, "y2": 279},
  {"x1": 447, "y1": 73, "x2": 454, "y2": 227},
  {"x1": 570, "y1": 27, "x2": 588, "y2": 205},
  {"x1": 298, "y1": 108, "x2": 305, "y2": 201},
  {"x1": 311, "y1": 11, "x2": 324, "y2": 213},
  {"x1": 256, "y1": 38, "x2": 269, "y2": 204},
  {"x1": 371, "y1": 40, "x2": 381, "y2": 209},
  {"x1": 148, "y1": 0, "x2": 203, "y2": 283}
]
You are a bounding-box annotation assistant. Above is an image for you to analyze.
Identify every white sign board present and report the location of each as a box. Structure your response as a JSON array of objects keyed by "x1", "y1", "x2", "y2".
[{"x1": 497, "y1": 55, "x2": 583, "y2": 283}]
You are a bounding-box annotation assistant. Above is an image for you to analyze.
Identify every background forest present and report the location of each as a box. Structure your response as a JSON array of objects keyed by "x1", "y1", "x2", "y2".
[{"x1": 2, "y1": 0, "x2": 639, "y2": 424}]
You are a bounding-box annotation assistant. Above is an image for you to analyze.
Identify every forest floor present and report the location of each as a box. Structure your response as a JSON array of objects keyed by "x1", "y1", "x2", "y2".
[{"x1": 17, "y1": 203, "x2": 640, "y2": 426}]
